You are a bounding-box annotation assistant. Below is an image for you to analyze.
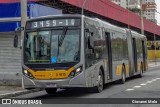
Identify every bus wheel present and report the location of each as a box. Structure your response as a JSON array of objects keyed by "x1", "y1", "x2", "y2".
[
  {"x1": 92, "y1": 69, "x2": 104, "y2": 93},
  {"x1": 138, "y1": 64, "x2": 143, "y2": 78},
  {"x1": 120, "y1": 66, "x2": 126, "y2": 84},
  {"x1": 45, "y1": 88, "x2": 57, "y2": 94}
]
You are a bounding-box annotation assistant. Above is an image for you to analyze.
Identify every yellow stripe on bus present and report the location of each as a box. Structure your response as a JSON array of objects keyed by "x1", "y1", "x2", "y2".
[
  {"x1": 146, "y1": 62, "x2": 148, "y2": 69},
  {"x1": 27, "y1": 67, "x2": 75, "y2": 80},
  {"x1": 125, "y1": 64, "x2": 129, "y2": 73},
  {"x1": 116, "y1": 64, "x2": 130, "y2": 76},
  {"x1": 137, "y1": 63, "x2": 141, "y2": 72},
  {"x1": 116, "y1": 65, "x2": 122, "y2": 76}
]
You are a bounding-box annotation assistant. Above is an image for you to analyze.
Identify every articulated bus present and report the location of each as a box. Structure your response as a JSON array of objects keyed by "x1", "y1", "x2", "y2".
[{"x1": 14, "y1": 15, "x2": 148, "y2": 93}]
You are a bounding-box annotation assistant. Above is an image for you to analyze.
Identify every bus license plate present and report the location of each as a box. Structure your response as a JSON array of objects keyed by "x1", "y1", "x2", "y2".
[{"x1": 46, "y1": 83, "x2": 57, "y2": 88}]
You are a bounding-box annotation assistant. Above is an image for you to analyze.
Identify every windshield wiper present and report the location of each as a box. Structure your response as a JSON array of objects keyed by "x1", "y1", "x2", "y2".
[{"x1": 58, "y1": 27, "x2": 68, "y2": 46}]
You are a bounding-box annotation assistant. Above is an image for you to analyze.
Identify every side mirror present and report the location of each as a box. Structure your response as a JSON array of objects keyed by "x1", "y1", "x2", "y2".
[
  {"x1": 13, "y1": 33, "x2": 18, "y2": 48},
  {"x1": 13, "y1": 27, "x2": 24, "y2": 48},
  {"x1": 16, "y1": 27, "x2": 24, "y2": 31},
  {"x1": 88, "y1": 32, "x2": 94, "y2": 49}
]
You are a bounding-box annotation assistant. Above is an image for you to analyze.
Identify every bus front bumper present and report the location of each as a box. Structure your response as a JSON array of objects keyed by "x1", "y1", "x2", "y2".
[{"x1": 22, "y1": 73, "x2": 86, "y2": 89}]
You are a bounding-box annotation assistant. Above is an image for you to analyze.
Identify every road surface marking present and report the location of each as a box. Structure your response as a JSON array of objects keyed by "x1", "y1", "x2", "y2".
[
  {"x1": 151, "y1": 79, "x2": 157, "y2": 82},
  {"x1": 146, "y1": 81, "x2": 152, "y2": 83},
  {"x1": 149, "y1": 64, "x2": 160, "y2": 68},
  {"x1": 140, "y1": 83, "x2": 146, "y2": 86},
  {"x1": 126, "y1": 89, "x2": 134, "y2": 91},
  {"x1": 126, "y1": 78, "x2": 159, "y2": 92},
  {"x1": 133, "y1": 86, "x2": 141, "y2": 88}
]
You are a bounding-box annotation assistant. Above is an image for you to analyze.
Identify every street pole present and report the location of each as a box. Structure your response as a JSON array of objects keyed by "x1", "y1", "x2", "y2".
[
  {"x1": 20, "y1": 0, "x2": 27, "y2": 55},
  {"x1": 21, "y1": 0, "x2": 27, "y2": 35},
  {"x1": 155, "y1": 11, "x2": 160, "y2": 64},
  {"x1": 154, "y1": 32, "x2": 156, "y2": 64},
  {"x1": 127, "y1": 0, "x2": 130, "y2": 29},
  {"x1": 81, "y1": 0, "x2": 88, "y2": 15},
  {"x1": 153, "y1": 11, "x2": 160, "y2": 65},
  {"x1": 140, "y1": 0, "x2": 144, "y2": 35},
  {"x1": 21, "y1": 0, "x2": 27, "y2": 88}
]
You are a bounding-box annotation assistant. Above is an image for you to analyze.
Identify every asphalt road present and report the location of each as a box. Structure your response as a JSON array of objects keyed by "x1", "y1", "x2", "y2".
[{"x1": 6, "y1": 66, "x2": 160, "y2": 107}]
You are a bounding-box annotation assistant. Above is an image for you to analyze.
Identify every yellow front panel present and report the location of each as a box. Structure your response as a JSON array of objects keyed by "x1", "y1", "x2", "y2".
[{"x1": 28, "y1": 67, "x2": 75, "y2": 80}]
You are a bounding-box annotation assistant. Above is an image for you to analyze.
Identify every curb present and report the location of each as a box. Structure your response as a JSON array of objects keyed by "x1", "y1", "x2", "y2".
[
  {"x1": 0, "y1": 88, "x2": 42, "y2": 98},
  {"x1": 148, "y1": 65, "x2": 160, "y2": 71}
]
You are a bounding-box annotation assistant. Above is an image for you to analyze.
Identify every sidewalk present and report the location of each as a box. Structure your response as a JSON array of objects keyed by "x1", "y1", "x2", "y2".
[
  {"x1": 148, "y1": 61, "x2": 160, "y2": 68},
  {"x1": 0, "y1": 86, "x2": 42, "y2": 98}
]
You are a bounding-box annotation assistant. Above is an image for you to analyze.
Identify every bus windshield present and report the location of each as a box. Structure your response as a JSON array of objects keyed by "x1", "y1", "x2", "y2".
[{"x1": 24, "y1": 28, "x2": 80, "y2": 64}]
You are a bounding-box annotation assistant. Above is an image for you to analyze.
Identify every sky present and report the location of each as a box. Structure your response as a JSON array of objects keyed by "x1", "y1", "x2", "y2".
[{"x1": 156, "y1": 0, "x2": 160, "y2": 25}]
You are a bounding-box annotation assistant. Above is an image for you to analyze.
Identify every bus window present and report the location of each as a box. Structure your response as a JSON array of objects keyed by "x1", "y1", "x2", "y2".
[
  {"x1": 51, "y1": 29, "x2": 80, "y2": 63},
  {"x1": 85, "y1": 30, "x2": 95, "y2": 68},
  {"x1": 24, "y1": 31, "x2": 51, "y2": 63}
]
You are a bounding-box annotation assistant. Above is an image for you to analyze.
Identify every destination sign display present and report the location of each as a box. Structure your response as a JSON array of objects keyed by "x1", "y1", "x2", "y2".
[{"x1": 26, "y1": 19, "x2": 81, "y2": 29}]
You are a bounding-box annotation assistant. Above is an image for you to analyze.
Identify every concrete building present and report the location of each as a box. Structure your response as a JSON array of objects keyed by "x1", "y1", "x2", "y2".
[
  {"x1": 111, "y1": 0, "x2": 157, "y2": 23},
  {"x1": 111, "y1": 0, "x2": 127, "y2": 8},
  {"x1": 142, "y1": 0, "x2": 157, "y2": 23},
  {"x1": 111, "y1": 0, "x2": 141, "y2": 9},
  {"x1": 111, "y1": 0, "x2": 141, "y2": 15},
  {"x1": 127, "y1": 0, "x2": 141, "y2": 15},
  {"x1": 0, "y1": 2, "x2": 62, "y2": 85},
  {"x1": 127, "y1": 0, "x2": 141, "y2": 9}
]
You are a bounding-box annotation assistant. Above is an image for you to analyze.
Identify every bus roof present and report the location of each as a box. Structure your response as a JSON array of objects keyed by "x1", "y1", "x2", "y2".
[
  {"x1": 26, "y1": 14, "x2": 146, "y2": 40},
  {"x1": 94, "y1": 18, "x2": 126, "y2": 33},
  {"x1": 27, "y1": 14, "x2": 82, "y2": 22},
  {"x1": 131, "y1": 30, "x2": 146, "y2": 38},
  {"x1": 83, "y1": 16, "x2": 126, "y2": 34}
]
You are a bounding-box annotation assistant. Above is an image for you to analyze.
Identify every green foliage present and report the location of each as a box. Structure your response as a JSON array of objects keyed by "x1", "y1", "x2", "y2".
[{"x1": 129, "y1": 8, "x2": 141, "y2": 12}]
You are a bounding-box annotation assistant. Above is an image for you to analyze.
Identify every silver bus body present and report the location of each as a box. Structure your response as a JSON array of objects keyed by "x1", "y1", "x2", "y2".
[{"x1": 22, "y1": 15, "x2": 147, "y2": 90}]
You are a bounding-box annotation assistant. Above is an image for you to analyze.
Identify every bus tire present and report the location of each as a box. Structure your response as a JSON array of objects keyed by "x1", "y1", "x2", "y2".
[
  {"x1": 120, "y1": 66, "x2": 126, "y2": 84},
  {"x1": 45, "y1": 88, "x2": 57, "y2": 94},
  {"x1": 138, "y1": 63, "x2": 143, "y2": 78},
  {"x1": 92, "y1": 69, "x2": 104, "y2": 93}
]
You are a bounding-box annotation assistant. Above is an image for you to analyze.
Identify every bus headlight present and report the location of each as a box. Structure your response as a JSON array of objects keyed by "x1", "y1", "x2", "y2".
[
  {"x1": 23, "y1": 70, "x2": 34, "y2": 79},
  {"x1": 76, "y1": 68, "x2": 81, "y2": 73},
  {"x1": 24, "y1": 70, "x2": 28, "y2": 74},
  {"x1": 69, "y1": 66, "x2": 82, "y2": 78}
]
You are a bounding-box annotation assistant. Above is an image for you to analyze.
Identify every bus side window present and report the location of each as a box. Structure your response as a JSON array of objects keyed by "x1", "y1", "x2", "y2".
[
  {"x1": 85, "y1": 29, "x2": 90, "y2": 49},
  {"x1": 85, "y1": 29, "x2": 94, "y2": 68}
]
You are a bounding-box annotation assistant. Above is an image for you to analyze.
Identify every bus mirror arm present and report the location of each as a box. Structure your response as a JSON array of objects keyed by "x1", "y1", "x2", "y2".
[
  {"x1": 13, "y1": 33, "x2": 18, "y2": 48},
  {"x1": 13, "y1": 27, "x2": 24, "y2": 48},
  {"x1": 15, "y1": 27, "x2": 24, "y2": 32}
]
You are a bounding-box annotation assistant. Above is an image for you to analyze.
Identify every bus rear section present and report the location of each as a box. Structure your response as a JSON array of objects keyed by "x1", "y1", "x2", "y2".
[{"x1": 126, "y1": 29, "x2": 148, "y2": 77}]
